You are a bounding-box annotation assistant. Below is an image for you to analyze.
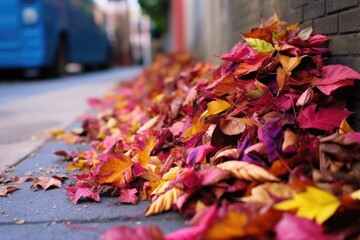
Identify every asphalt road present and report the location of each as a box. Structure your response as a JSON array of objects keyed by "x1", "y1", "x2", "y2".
[{"x1": 0, "y1": 67, "x2": 141, "y2": 172}]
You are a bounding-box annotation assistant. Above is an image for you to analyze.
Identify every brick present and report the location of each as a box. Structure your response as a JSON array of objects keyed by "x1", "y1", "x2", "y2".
[
  {"x1": 299, "y1": 20, "x2": 313, "y2": 29},
  {"x1": 313, "y1": 14, "x2": 338, "y2": 34},
  {"x1": 326, "y1": 0, "x2": 358, "y2": 13},
  {"x1": 339, "y1": 8, "x2": 360, "y2": 33},
  {"x1": 290, "y1": 0, "x2": 309, "y2": 8},
  {"x1": 329, "y1": 34, "x2": 360, "y2": 55},
  {"x1": 333, "y1": 56, "x2": 360, "y2": 72},
  {"x1": 303, "y1": 0, "x2": 325, "y2": 20}
]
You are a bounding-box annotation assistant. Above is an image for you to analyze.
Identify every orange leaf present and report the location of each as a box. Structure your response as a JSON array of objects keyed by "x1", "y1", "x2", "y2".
[
  {"x1": 145, "y1": 187, "x2": 181, "y2": 216},
  {"x1": 97, "y1": 154, "x2": 133, "y2": 187},
  {"x1": 0, "y1": 186, "x2": 20, "y2": 196},
  {"x1": 204, "y1": 211, "x2": 247, "y2": 240}
]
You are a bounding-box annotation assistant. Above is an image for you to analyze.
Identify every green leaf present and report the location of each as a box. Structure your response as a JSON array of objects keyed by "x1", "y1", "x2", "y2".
[{"x1": 244, "y1": 37, "x2": 275, "y2": 52}]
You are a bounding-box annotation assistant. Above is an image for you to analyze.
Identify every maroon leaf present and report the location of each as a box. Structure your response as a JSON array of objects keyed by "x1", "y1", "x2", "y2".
[{"x1": 298, "y1": 103, "x2": 351, "y2": 133}]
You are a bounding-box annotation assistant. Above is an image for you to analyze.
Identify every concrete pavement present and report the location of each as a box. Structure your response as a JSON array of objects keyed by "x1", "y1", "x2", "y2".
[{"x1": 0, "y1": 67, "x2": 187, "y2": 239}]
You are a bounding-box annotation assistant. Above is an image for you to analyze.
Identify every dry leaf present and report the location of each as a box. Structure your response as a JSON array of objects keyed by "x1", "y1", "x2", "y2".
[
  {"x1": 145, "y1": 187, "x2": 181, "y2": 216},
  {"x1": 217, "y1": 161, "x2": 279, "y2": 182},
  {"x1": 0, "y1": 186, "x2": 20, "y2": 196},
  {"x1": 241, "y1": 182, "x2": 295, "y2": 205}
]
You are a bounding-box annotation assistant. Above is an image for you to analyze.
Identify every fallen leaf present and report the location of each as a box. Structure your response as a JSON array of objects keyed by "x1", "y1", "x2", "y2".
[
  {"x1": 275, "y1": 213, "x2": 336, "y2": 240},
  {"x1": 0, "y1": 186, "x2": 20, "y2": 197},
  {"x1": 244, "y1": 37, "x2": 275, "y2": 52},
  {"x1": 241, "y1": 182, "x2": 295, "y2": 205},
  {"x1": 217, "y1": 160, "x2": 279, "y2": 182},
  {"x1": 100, "y1": 225, "x2": 165, "y2": 240},
  {"x1": 203, "y1": 211, "x2": 247, "y2": 239},
  {"x1": 298, "y1": 103, "x2": 352, "y2": 133},
  {"x1": 200, "y1": 99, "x2": 231, "y2": 120},
  {"x1": 145, "y1": 187, "x2": 181, "y2": 216},
  {"x1": 186, "y1": 145, "x2": 216, "y2": 166},
  {"x1": 97, "y1": 153, "x2": 133, "y2": 187},
  {"x1": 118, "y1": 188, "x2": 138, "y2": 205},
  {"x1": 273, "y1": 186, "x2": 341, "y2": 224}
]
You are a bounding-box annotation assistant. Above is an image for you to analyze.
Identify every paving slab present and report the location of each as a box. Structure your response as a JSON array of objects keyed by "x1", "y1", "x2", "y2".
[{"x1": 0, "y1": 139, "x2": 187, "y2": 239}]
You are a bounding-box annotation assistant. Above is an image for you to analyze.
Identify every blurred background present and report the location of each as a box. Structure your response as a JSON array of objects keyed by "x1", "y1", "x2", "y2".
[{"x1": 1, "y1": 0, "x2": 359, "y2": 78}]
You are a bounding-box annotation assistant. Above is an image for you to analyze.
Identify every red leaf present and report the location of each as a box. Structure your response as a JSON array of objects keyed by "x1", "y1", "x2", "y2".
[
  {"x1": 186, "y1": 145, "x2": 216, "y2": 166},
  {"x1": 315, "y1": 65, "x2": 360, "y2": 95},
  {"x1": 30, "y1": 175, "x2": 67, "y2": 191},
  {"x1": 298, "y1": 103, "x2": 351, "y2": 133},
  {"x1": 100, "y1": 225, "x2": 164, "y2": 240}
]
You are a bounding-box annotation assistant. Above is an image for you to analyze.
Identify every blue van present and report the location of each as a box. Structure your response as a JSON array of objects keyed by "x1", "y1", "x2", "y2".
[{"x1": 0, "y1": 0, "x2": 110, "y2": 77}]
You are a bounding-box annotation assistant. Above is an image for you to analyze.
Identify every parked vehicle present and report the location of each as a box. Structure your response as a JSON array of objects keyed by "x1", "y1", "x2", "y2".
[{"x1": 0, "y1": 0, "x2": 110, "y2": 77}]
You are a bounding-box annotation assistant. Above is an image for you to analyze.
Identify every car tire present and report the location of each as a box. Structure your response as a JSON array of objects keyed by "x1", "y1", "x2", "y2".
[{"x1": 43, "y1": 39, "x2": 67, "y2": 78}]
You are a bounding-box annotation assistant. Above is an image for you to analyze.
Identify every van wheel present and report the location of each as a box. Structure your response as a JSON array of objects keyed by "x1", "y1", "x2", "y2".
[{"x1": 43, "y1": 40, "x2": 67, "y2": 78}]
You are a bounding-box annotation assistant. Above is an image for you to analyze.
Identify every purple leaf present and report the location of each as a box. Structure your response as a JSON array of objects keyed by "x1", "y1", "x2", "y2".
[{"x1": 186, "y1": 145, "x2": 216, "y2": 166}]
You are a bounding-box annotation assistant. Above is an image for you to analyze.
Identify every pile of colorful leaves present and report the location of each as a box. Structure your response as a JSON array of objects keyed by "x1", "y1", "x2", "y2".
[{"x1": 56, "y1": 15, "x2": 360, "y2": 239}]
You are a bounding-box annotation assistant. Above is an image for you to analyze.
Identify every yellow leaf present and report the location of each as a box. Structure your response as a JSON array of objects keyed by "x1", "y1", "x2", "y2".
[
  {"x1": 241, "y1": 182, "x2": 295, "y2": 205},
  {"x1": 244, "y1": 37, "x2": 275, "y2": 52},
  {"x1": 350, "y1": 189, "x2": 360, "y2": 200},
  {"x1": 203, "y1": 211, "x2": 247, "y2": 240},
  {"x1": 200, "y1": 99, "x2": 231, "y2": 120},
  {"x1": 273, "y1": 186, "x2": 341, "y2": 224},
  {"x1": 217, "y1": 160, "x2": 279, "y2": 182},
  {"x1": 145, "y1": 187, "x2": 181, "y2": 216},
  {"x1": 97, "y1": 154, "x2": 133, "y2": 187},
  {"x1": 184, "y1": 123, "x2": 209, "y2": 138},
  {"x1": 339, "y1": 118, "x2": 355, "y2": 134},
  {"x1": 162, "y1": 166, "x2": 183, "y2": 181}
]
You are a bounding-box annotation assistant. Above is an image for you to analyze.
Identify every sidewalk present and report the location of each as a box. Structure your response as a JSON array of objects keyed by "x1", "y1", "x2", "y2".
[{"x1": 0, "y1": 127, "x2": 186, "y2": 240}]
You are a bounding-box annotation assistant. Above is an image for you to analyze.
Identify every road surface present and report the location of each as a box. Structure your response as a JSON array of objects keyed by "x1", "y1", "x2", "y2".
[{"x1": 0, "y1": 67, "x2": 141, "y2": 172}]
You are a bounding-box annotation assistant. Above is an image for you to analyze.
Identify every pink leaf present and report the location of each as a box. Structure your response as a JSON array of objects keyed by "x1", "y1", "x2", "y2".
[
  {"x1": 275, "y1": 213, "x2": 339, "y2": 240},
  {"x1": 298, "y1": 103, "x2": 351, "y2": 133},
  {"x1": 100, "y1": 225, "x2": 165, "y2": 240},
  {"x1": 66, "y1": 182, "x2": 100, "y2": 204},
  {"x1": 165, "y1": 205, "x2": 218, "y2": 240},
  {"x1": 118, "y1": 188, "x2": 138, "y2": 205},
  {"x1": 316, "y1": 65, "x2": 360, "y2": 95}
]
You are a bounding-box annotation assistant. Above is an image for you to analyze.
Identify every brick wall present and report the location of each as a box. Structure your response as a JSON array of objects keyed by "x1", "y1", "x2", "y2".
[{"x1": 219, "y1": 0, "x2": 360, "y2": 129}]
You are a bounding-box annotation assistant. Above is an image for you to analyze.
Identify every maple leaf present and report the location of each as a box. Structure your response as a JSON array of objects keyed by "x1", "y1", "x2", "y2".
[
  {"x1": 0, "y1": 186, "x2": 20, "y2": 197},
  {"x1": 100, "y1": 225, "x2": 165, "y2": 240},
  {"x1": 273, "y1": 186, "x2": 341, "y2": 224},
  {"x1": 118, "y1": 188, "x2": 138, "y2": 205},
  {"x1": 66, "y1": 182, "x2": 100, "y2": 204},
  {"x1": 298, "y1": 103, "x2": 352, "y2": 133},
  {"x1": 145, "y1": 187, "x2": 181, "y2": 216},
  {"x1": 96, "y1": 153, "x2": 133, "y2": 187},
  {"x1": 30, "y1": 175, "x2": 67, "y2": 191},
  {"x1": 217, "y1": 161, "x2": 279, "y2": 182},
  {"x1": 244, "y1": 37, "x2": 275, "y2": 52}
]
